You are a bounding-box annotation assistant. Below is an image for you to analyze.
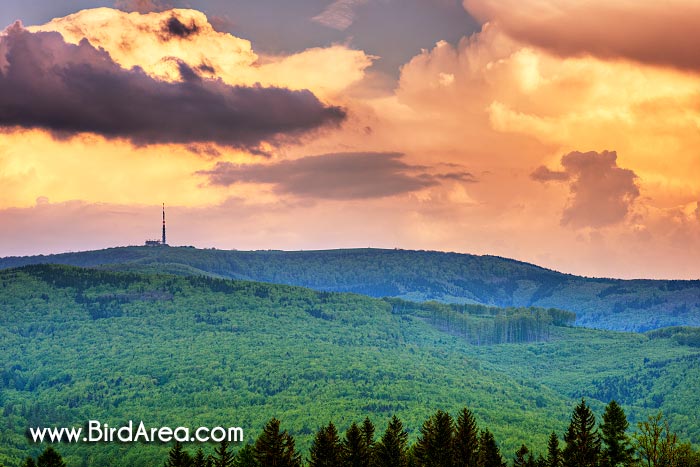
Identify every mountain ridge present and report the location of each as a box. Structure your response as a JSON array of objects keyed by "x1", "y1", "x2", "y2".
[{"x1": 1, "y1": 246, "x2": 699, "y2": 331}]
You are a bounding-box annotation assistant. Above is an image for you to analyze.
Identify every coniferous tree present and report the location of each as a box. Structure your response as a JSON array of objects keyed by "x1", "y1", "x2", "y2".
[
  {"x1": 309, "y1": 421, "x2": 343, "y2": 467},
  {"x1": 454, "y1": 407, "x2": 480, "y2": 467},
  {"x1": 166, "y1": 441, "x2": 193, "y2": 467},
  {"x1": 233, "y1": 444, "x2": 257, "y2": 467},
  {"x1": 362, "y1": 417, "x2": 376, "y2": 453},
  {"x1": 21, "y1": 457, "x2": 37, "y2": 467},
  {"x1": 563, "y1": 399, "x2": 601, "y2": 467},
  {"x1": 547, "y1": 432, "x2": 562, "y2": 467},
  {"x1": 214, "y1": 440, "x2": 235, "y2": 467},
  {"x1": 193, "y1": 448, "x2": 207, "y2": 467},
  {"x1": 37, "y1": 447, "x2": 66, "y2": 467},
  {"x1": 344, "y1": 422, "x2": 370, "y2": 467},
  {"x1": 374, "y1": 415, "x2": 409, "y2": 467},
  {"x1": 253, "y1": 418, "x2": 302, "y2": 467},
  {"x1": 477, "y1": 429, "x2": 505, "y2": 467},
  {"x1": 513, "y1": 445, "x2": 530, "y2": 467},
  {"x1": 600, "y1": 401, "x2": 634, "y2": 467},
  {"x1": 414, "y1": 409, "x2": 455, "y2": 467}
]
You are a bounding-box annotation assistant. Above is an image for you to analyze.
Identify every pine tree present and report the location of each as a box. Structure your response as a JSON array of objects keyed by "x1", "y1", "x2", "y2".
[
  {"x1": 362, "y1": 417, "x2": 376, "y2": 452},
  {"x1": 374, "y1": 415, "x2": 409, "y2": 467},
  {"x1": 214, "y1": 440, "x2": 235, "y2": 467},
  {"x1": 193, "y1": 448, "x2": 207, "y2": 467},
  {"x1": 21, "y1": 457, "x2": 37, "y2": 467},
  {"x1": 563, "y1": 399, "x2": 601, "y2": 467},
  {"x1": 454, "y1": 407, "x2": 480, "y2": 467},
  {"x1": 344, "y1": 422, "x2": 370, "y2": 467},
  {"x1": 600, "y1": 401, "x2": 634, "y2": 467},
  {"x1": 166, "y1": 441, "x2": 193, "y2": 467},
  {"x1": 309, "y1": 421, "x2": 343, "y2": 467},
  {"x1": 513, "y1": 445, "x2": 530, "y2": 467},
  {"x1": 477, "y1": 429, "x2": 504, "y2": 467},
  {"x1": 37, "y1": 447, "x2": 66, "y2": 467},
  {"x1": 253, "y1": 418, "x2": 302, "y2": 467},
  {"x1": 233, "y1": 444, "x2": 257, "y2": 467},
  {"x1": 414, "y1": 409, "x2": 455, "y2": 467},
  {"x1": 547, "y1": 432, "x2": 561, "y2": 467}
]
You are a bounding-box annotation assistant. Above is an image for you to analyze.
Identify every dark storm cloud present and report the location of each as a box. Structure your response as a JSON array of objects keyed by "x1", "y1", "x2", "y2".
[
  {"x1": 0, "y1": 25, "x2": 345, "y2": 150},
  {"x1": 532, "y1": 150, "x2": 640, "y2": 228},
  {"x1": 161, "y1": 15, "x2": 199, "y2": 40},
  {"x1": 199, "y1": 152, "x2": 475, "y2": 200}
]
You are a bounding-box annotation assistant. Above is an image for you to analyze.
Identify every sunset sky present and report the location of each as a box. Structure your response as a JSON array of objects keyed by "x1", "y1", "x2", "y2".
[{"x1": 1, "y1": 0, "x2": 699, "y2": 279}]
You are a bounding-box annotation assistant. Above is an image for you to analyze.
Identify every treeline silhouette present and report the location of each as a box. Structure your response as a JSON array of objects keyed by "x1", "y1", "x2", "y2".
[{"x1": 14, "y1": 400, "x2": 700, "y2": 467}]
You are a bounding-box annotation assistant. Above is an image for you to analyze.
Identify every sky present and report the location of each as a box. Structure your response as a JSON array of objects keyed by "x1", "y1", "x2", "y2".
[{"x1": 1, "y1": 0, "x2": 699, "y2": 279}]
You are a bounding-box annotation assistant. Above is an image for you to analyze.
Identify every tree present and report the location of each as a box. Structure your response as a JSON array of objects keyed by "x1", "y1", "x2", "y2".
[
  {"x1": 374, "y1": 415, "x2": 409, "y2": 467},
  {"x1": 37, "y1": 447, "x2": 66, "y2": 467},
  {"x1": 513, "y1": 445, "x2": 530, "y2": 467},
  {"x1": 21, "y1": 458, "x2": 37, "y2": 467},
  {"x1": 454, "y1": 407, "x2": 480, "y2": 467},
  {"x1": 600, "y1": 401, "x2": 634, "y2": 467},
  {"x1": 546, "y1": 432, "x2": 561, "y2": 467},
  {"x1": 309, "y1": 421, "x2": 343, "y2": 467},
  {"x1": 634, "y1": 412, "x2": 680, "y2": 467},
  {"x1": 477, "y1": 429, "x2": 504, "y2": 467},
  {"x1": 362, "y1": 417, "x2": 376, "y2": 453},
  {"x1": 214, "y1": 440, "x2": 235, "y2": 467},
  {"x1": 233, "y1": 444, "x2": 257, "y2": 467},
  {"x1": 344, "y1": 422, "x2": 370, "y2": 467},
  {"x1": 253, "y1": 418, "x2": 302, "y2": 467},
  {"x1": 414, "y1": 409, "x2": 455, "y2": 467},
  {"x1": 166, "y1": 441, "x2": 193, "y2": 467},
  {"x1": 563, "y1": 399, "x2": 601, "y2": 467},
  {"x1": 193, "y1": 448, "x2": 207, "y2": 467}
]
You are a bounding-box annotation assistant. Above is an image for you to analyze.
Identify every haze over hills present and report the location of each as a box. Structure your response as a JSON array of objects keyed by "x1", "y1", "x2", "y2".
[{"x1": 1, "y1": 246, "x2": 699, "y2": 332}]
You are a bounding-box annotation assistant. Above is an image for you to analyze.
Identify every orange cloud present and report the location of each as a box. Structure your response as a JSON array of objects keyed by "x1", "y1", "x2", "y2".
[
  {"x1": 532, "y1": 151, "x2": 640, "y2": 228},
  {"x1": 28, "y1": 8, "x2": 373, "y2": 100},
  {"x1": 463, "y1": 0, "x2": 700, "y2": 72}
]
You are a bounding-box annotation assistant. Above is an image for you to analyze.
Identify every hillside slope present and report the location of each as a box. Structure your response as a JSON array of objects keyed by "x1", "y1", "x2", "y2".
[
  {"x1": 1, "y1": 265, "x2": 699, "y2": 467},
  {"x1": 2, "y1": 247, "x2": 699, "y2": 331}
]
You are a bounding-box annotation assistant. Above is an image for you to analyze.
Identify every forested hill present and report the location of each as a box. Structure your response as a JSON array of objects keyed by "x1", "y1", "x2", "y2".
[
  {"x1": 1, "y1": 246, "x2": 699, "y2": 331},
  {"x1": 1, "y1": 264, "x2": 700, "y2": 467}
]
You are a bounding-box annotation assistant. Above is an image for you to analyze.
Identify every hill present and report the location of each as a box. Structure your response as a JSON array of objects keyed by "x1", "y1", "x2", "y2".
[
  {"x1": 1, "y1": 246, "x2": 699, "y2": 331},
  {"x1": 1, "y1": 265, "x2": 699, "y2": 467}
]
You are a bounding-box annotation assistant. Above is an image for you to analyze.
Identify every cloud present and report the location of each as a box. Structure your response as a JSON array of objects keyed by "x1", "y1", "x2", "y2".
[
  {"x1": 29, "y1": 8, "x2": 373, "y2": 101},
  {"x1": 161, "y1": 14, "x2": 199, "y2": 40},
  {"x1": 532, "y1": 151, "x2": 640, "y2": 228},
  {"x1": 312, "y1": 0, "x2": 369, "y2": 30},
  {"x1": 463, "y1": 0, "x2": 700, "y2": 72},
  {"x1": 530, "y1": 166, "x2": 569, "y2": 182},
  {"x1": 0, "y1": 24, "x2": 345, "y2": 151},
  {"x1": 199, "y1": 152, "x2": 475, "y2": 200},
  {"x1": 114, "y1": 0, "x2": 170, "y2": 13},
  {"x1": 695, "y1": 202, "x2": 700, "y2": 222}
]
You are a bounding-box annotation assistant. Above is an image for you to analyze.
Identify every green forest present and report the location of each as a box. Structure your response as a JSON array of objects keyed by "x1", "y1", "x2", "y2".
[
  {"x1": 1, "y1": 263, "x2": 700, "y2": 466},
  {"x1": 2, "y1": 246, "x2": 699, "y2": 331},
  {"x1": 12, "y1": 401, "x2": 700, "y2": 467}
]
